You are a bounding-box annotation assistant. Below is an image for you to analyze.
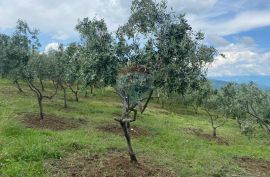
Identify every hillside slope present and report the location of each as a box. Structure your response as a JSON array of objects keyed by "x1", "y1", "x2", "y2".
[{"x1": 0, "y1": 79, "x2": 269, "y2": 177}]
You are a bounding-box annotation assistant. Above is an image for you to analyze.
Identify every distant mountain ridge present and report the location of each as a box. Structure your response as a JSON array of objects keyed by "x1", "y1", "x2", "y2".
[
  {"x1": 209, "y1": 76, "x2": 270, "y2": 90},
  {"x1": 209, "y1": 79, "x2": 228, "y2": 89}
]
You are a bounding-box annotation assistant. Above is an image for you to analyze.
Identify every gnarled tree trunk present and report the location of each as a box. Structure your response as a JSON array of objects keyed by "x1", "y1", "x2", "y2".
[
  {"x1": 63, "y1": 87, "x2": 67, "y2": 108},
  {"x1": 120, "y1": 121, "x2": 138, "y2": 163},
  {"x1": 27, "y1": 80, "x2": 58, "y2": 121},
  {"x1": 68, "y1": 85, "x2": 79, "y2": 102},
  {"x1": 39, "y1": 79, "x2": 45, "y2": 91},
  {"x1": 37, "y1": 96, "x2": 44, "y2": 121},
  {"x1": 74, "y1": 91, "x2": 79, "y2": 102},
  {"x1": 14, "y1": 80, "x2": 23, "y2": 93},
  {"x1": 90, "y1": 85, "x2": 93, "y2": 94},
  {"x1": 115, "y1": 91, "x2": 153, "y2": 163},
  {"x1": 212, "y1": 127, "x2": 217, "y2": 138}
]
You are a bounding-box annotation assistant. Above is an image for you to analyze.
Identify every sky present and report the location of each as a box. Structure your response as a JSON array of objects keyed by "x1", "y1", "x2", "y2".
[{"x1": 0, "y1": 0, "x2": 270, "y2": 77}]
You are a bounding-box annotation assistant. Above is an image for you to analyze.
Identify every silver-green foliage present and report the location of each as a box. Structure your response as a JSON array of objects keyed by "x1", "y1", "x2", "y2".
[{"x1": 116, "y1": 70, "x2": 153, "y2": 102}]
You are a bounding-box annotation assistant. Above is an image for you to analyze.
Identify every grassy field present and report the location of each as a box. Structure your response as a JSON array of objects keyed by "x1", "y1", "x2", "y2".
[{"x1": 0, "y1": 79, "x2": 269, "y2": 177}]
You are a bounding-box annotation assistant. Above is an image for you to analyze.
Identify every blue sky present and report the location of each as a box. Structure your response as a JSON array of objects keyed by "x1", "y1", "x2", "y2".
[{"x1": 0, "y1": 0, "x2": 270, "y2": 77}]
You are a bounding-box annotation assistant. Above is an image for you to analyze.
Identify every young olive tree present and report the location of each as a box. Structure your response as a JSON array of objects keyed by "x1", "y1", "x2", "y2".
[
  {"x1": 8, "y1": 20, "x2": 59, "y2": 120},
  {"x1": 237, "y1": 83, "x2": 270, "y2": 135},
  {"x1": 202, "y1": 87, "x2": 231, "y2": 137},
  {"x1": 45, "y1": 44, "x2": 70, "y2": 108},
  {"x1": 65, "y1": 43, "x2": 83, "y2": 102},
  {"x1": 219, "y1": 83, "x2": 246, "y2": 129},
  {"x1": 24, "y1": 53, "x2": 58, "y2": 121},
  {"x1": 183, "y1": 80, "x2": 212, "y2": 114},
  {"x1": 114, "y1": 0, "x2": 216, "y2": 163}
]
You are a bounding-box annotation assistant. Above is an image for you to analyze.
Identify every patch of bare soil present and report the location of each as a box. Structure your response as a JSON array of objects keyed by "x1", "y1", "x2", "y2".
[
  {"x1": 184, "y1": 127, "x2": 204, "y2": 135},
  {"x1": 97, "y1": 122, "x2": 150, "y2": 138},
  {"x1": 20, "y1": 114, "x2": 87, "y2": 131},
  {"x1": 46, "y1": 152, "x2": 177, "y2": 177},
  {"x1": 184, "y1": 127, "x2": 229, "y2": 145},
  {"x1": 235, "y1": 157, "x2": 270, "y2": 177}
]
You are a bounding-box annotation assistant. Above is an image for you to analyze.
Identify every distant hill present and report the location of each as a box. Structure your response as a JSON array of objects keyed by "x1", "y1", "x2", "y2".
[
  {"x1": 210, "y1": 79, "x2": 228, "y2": 89},
  {"x1": 209, "y1": 76, "x2": 270, "y2": 91}
]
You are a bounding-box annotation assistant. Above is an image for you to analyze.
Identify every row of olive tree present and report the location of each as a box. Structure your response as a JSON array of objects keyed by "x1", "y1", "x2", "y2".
[
  {"x1": 0, "y1": 19, "x2": 115, "y2": 120},
  {"x1": 183, "y1": 80, "x2": 270, "y2": 137}
]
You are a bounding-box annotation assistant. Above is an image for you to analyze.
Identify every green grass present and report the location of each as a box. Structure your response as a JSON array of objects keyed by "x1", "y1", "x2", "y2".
[{"x1": 0, "y1": 78, "x2": 269, "y2": 177}]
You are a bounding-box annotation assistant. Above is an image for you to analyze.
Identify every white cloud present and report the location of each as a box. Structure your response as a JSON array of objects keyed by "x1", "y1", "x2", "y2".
[
  {"x1": 0, "y1": 0, "x2": 269, "y2": 40},
  {"x1": 0, "y1": 0, "x2": 131, "y2": 40},
  {"x1": 207, "y1": 34, "x2": 230, "y2": 47},
  {"x1": 215, "y1": 11, "x2": 270, "y2": 35},
  {"x1": 238, "y1": 36, "x2": 256, "y2": 46},
  {"x1": 208, "y1": 42, "x2": 270, "y2": 76},
  {"x1": 165, "y1": 0, "x2": 217, "y2": 14},
  {"x1": 52, "y1": 31, "x2": 70, "y2": 41},
  {"x1": 188, "y1": 10, "x2": 270, "y2": 36},
  {"x1": 44, "y1": 42, "x2": 60, "y2": 53}
]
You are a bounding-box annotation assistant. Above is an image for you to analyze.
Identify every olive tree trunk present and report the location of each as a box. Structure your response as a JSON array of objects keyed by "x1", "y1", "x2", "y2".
[
  {"x1": 37, "y1": 96, "x2": 44, "y2": 120},
  {"x1": 27, "y1": 80, "x2": 58, "y2": 121},
  {"x1": 63, "y1": 87, "x2": 67, "y2": 108},
  {"x1": 120, "y1": 121, "x2": 138, "y2": 163},
  {"x1": 39, "y1": 79, "x2": 45, "y2": 91},
  {"x1": 68, "y1": 85, "x2": 79, "y2": 102},
  {"x1": 90, "y1": 85, "x2": 93, "y2": 94},
  {"x1": 115, "y1": 91, "x2": 153, "y2": 163},
  {"x1": 74, "y1": 91, "x2": 79, "y2": 102},
  {"x1": 212, "y1": 127, "x2": 217, "y2": 138},
  {"x1": 14, "y1": 80, "x2": 23, "y2": 92}
]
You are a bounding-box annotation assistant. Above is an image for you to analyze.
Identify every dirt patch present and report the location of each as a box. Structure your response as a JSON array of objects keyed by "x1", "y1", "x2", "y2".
[
  {"x1": 97, "y1": 122, "x2": 150, "y2": 138},
  {"x1": 20, "y1": 114, "x2": 87, "y2": 131},
  {"x1": 198, "y1": 133, "x2": 229, "y2": 145},
  {"x1": 183, "y1": 127, "x2": 229, "y2": 145},
  {"x1": 184, "y1": 127, "x2": 204, "y2": 135},
  {"x1": 46, "y1": 152, "x2": 177, "y2": 177},
  {"x1": 235, "y1": 157, "x2": 270, "y2": 177}
]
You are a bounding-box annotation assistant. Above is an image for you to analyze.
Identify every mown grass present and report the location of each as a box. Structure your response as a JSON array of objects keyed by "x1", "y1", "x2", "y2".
[{"x1": 0, "y1": 78, "x2": 269, "y2": 177}]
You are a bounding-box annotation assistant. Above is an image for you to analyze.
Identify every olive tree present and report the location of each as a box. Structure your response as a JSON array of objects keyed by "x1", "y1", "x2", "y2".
[
  {"x1": 0, "y1": 34, "x2": 11, "y2": 77},
  {"x1": 219, "y1": 83, "x2": 246, "y2": 129},
  {"x1": 218, "y1": 82, "x2": 270, "y2": 136},
  {"x1": 24, "y1": 53, "x2": 58, "y2": 121},
  {"x1": 114, "y1": 0, "x2": 216, "y2": 163},
  {"x1": 7, "y1": 20, "x2": 40, "y2": 92},
  {"x1": 202, "y1": 87, "x2": 230, "y2": 137},
  {"x1": 183, "y1": 80, "x2": 212, "y2": 114},
  {"x1": 237, "y1": 83, "x2": 270, "y2": 135},
  {"x1": 45, "y1": 44, "x2": 70, "y2": 108},
  {"x1": 64, "y1": 43, "x2": 83, "y2": 102},
  {"x1": 76, "y1": 18, "x2": 117, "y2": 96}
]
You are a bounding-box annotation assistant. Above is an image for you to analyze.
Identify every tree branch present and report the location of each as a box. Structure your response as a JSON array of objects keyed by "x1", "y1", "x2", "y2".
[{"x1": 141, "y1": 90, "x2": 153, "y2": 114}]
